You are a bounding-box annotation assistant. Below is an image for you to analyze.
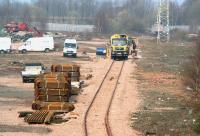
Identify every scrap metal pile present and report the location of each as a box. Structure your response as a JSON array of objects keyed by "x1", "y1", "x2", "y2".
[
  {"x1": 19, "y1": 64, "x2": 81, "y2": 124},
  {"x1": 2, "y1": 21, "x2": 43, "y2": 42}
]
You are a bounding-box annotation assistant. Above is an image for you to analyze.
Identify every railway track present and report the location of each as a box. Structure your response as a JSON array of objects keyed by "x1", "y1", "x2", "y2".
[{"x1": 84, "y1": 60, "x2": 125, "y2": 136}]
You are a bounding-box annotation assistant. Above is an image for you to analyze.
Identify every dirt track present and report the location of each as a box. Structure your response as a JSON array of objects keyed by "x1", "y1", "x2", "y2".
[
  {"x1": 85, "y1": 61, "x2": 124, "y2": 136},
  {"x1": 109, "y1": 60, "x2": 140, "y2": 136}
]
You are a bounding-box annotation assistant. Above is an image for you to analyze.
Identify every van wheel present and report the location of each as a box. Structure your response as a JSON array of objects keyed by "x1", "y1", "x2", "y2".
[
  {"x1": 0, "y1": 50, "x2": 4, "y2": 54},
  {"x1": 44, "y1": 48, "x2": 50, "y2": 53},
  {"x1": 22, "y1": 49, "x2": 27, "y2": 54}
]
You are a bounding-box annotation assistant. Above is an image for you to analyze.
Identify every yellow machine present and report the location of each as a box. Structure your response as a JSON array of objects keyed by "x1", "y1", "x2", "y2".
[{"x1": 110, "y1": 34, "x2": 130, "y2": 60}]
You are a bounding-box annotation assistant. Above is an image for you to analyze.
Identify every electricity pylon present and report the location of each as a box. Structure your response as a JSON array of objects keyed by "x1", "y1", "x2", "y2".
[{"x1": 157, "y1": 0, "x2": 170, "y2": 43}]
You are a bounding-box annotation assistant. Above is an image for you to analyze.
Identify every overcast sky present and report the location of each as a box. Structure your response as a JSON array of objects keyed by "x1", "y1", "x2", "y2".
[{"x1": 16, "y1": 0, "x2": 185, "y2": 4}]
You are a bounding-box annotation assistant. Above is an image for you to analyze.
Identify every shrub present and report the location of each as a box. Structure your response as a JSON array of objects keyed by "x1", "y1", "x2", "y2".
[{"x1": 184, "y1": 35, "x2": 200, "y2": 93}]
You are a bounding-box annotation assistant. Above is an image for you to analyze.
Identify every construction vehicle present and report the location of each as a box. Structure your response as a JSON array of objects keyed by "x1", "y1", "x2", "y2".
[
  {"x1": 4, "y1": 21, "x2": 43, "y2": 37},
  {"x1": 110, "y1": 34, "x2": 130, "y2": 60}
]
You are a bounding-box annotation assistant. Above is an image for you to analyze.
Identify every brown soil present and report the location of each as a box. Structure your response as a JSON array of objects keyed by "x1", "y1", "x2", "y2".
[{"x1": 109, "y1": 60, "x2": 140, "y2": 136}]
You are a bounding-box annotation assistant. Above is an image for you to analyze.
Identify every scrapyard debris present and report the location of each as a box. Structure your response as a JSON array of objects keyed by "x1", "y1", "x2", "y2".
[
  {"x1": 86, "y1": 74, "x2": 93, "y2": 80},
  {"x1": 3, "y1": 21, "x2": 43, "y2": 42},
  {"x1": 193, "y1": 119, "x2": 196, "y2": 124},
  {"x1": 110, "y1": 76, "x2": 114, "y2": 81},
  {"x1": 143, "y1": 106, "x2": 149, "y2": 110},
  {"x1": 44, "y1": 32, "x2": 65, "y2": 38},
  {"x1": 80, "y1": 80, "x2": 85, "y2": 85},
  {"x1": 10, "y1": 61, "x2": 23, "y2": 66},
  {"x1": 82, "y1": 51, "x2": 87, "y2": 55},
  {"x1": 186, "y1": 86, "x2": 193, "y2": 91},
  {"x1": 71, "y1": 82, "x2": 81, "y2": 88},
  {"x1": 145, "y1": 130, "x2": 156, "y2": 136},
  {"x1": 131, "y1": 117, "x2": 138, "y2": 121},
  {"x1": 66, "y1": 112, "x2": 80, "y2": 119}
]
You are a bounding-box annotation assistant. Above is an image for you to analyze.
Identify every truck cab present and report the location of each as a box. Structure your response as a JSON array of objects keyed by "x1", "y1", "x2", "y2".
[
  {"x1": 21, "y1": 63, "x2": 45, "y2": 83},
  {"x1": 63, "y1": 39, "x2": 78, "y2": 57},
  {"x1": 110, "y1": 34, "x2": 130, "y2": 60}
]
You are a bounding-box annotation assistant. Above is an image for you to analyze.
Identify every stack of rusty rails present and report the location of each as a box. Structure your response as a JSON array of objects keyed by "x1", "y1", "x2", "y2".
[
  {"x1": 33, "y1": 72, "x2": 71, "y2": 104},
  {"x1": 32, "y1": 102, "x2": 74, "y2": 111},
  {"x1": 19, "y1": 65, "x2": 81, "y2": 124},
  {"x1": 51, "y1": 64, "x2": 81, "y2": 95},
  {"x1": 25, "y1": 110, "x2": 49, "y2": 124},
  {"x1": 21, "y1": 72, "x2": 75, "y2": 124}
]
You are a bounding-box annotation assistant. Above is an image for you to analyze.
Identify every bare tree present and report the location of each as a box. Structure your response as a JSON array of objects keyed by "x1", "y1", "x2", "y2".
[{"x1": 22, "y1": 4, "x2": 32, "y2": 24}]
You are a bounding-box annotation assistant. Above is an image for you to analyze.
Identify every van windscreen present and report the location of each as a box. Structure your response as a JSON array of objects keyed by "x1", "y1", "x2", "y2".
[{"x1": 65, "y1": 43, "x2": 76, "y2": 48}]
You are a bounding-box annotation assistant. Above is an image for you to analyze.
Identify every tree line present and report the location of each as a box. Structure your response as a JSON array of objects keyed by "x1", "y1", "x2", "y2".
[{"x1": 0, "y1": 0, "x2": 199, "y2": 33}]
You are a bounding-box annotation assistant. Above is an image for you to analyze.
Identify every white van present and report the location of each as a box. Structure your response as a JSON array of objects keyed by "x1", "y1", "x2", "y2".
[
  {"x1": 63, "y1": 39, "x2": 78, "y2": 57},
  {"x1": 0, "y1": 37, "x2": 11, "y2": 54},
  {"x1": 18, "y1": 37, "x2": 54, "y2": 53}
]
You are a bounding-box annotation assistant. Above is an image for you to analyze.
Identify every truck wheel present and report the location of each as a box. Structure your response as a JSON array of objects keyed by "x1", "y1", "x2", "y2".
[
  {"x1": 73, "y1": 54, "x2": 77, "y2": 58},
  {"x1": 44, "y1": 48, "x2": 50, "y2": 53},
  {"x1": 22, "y1": 49, "x2": 27, "y2": 54},
  {"x1": 0, "y1": 50, "x2": 4, "y2": 54},
  {"x1": 125, "y1": 56, "x2": 128, "y2": 60},
  {"x1": 22, "y1": 78, "x2": 27, "y2": 83}
]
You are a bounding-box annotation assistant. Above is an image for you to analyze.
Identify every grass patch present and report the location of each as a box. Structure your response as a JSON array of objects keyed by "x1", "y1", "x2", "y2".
[
  {"x1": 137, "y1": 40, "x2": 193, "y2": 73},
  {"x1": 132, "y1": 39, "x2": 198, "y2": 135}
]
